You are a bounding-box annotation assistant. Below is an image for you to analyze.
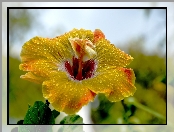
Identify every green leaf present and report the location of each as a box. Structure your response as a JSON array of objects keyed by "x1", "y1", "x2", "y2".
[
  {"x1": 18, "y1": 125, "x2": 53, "y2": 132},
  {"x1": 60, "y1": 115, "x2": 83, "y2": 124},
  {"x1": 23, "y1": 101, "x2": 57, "y2": 124},
  {"x1": 52, "y1": 109, "x2": 60, "y2": 118},
  {"x1": 58, "y1": 115, "x2": 84, "y2": 132}
]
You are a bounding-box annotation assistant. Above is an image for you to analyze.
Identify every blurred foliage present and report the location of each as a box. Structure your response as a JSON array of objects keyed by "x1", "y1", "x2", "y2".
[
  {"x1": 60, "y1": 115, "x2": 83, "y2": 124},
  {"x1": 91, "y1": 39, "x2": 166, "y2": 124},
  {"x1": 58, "y1": 115, "x2": 84, "y2": 132},
  {"x1": 9, "y1": 56, "x2": 44, "y2": 122},
  {"x1": 9, "y1": 9, "x2": 38, "y2": 47},
  {"x1": 9, "y1": 9, "x2": 63, "y2": 54},
  {"x1": 167, "y1": 58, "x2": 174, "y2": 85},
  {"x1": 57, "y1": 125, "x2": 84, "y2": 132}
]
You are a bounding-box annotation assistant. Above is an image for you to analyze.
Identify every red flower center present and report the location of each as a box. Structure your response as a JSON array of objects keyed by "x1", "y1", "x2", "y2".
[{"x1": 65, "y1": 57, "x2": 96, "y2": 81}]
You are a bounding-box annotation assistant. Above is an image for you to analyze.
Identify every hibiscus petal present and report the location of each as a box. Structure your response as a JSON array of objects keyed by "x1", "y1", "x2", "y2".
[
  {"x1": 93, "y1": 29, "x2": 105, "y2": 43},
  {"x1": 20, "y1": 72, "x2": 45, "y2": 84},
  {"x1": 83, "y1": 67, "x2": 136, "y2": 102},
  {"x1": 20, "y1": 36, "x2": 73, "y2": 63},
  {"x1": 19, "y1": 59, "x2": 61, "y2": 83},
  {"x1": 42, "y1": 74, "x2": 96, "y2": 114},
  {"x1": 95, "y1": 39, "x2": 133, "y2": 70}
]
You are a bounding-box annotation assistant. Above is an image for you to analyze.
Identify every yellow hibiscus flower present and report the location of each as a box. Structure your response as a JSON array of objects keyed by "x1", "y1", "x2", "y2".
[{"x1": 19, "y1": 28, "x2": 136, "y2": 115}]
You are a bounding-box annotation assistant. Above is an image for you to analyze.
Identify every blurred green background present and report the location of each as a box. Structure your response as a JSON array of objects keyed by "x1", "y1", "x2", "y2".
[{"x1": 7, "y1": 7, "x2": 167, "y2": 126}]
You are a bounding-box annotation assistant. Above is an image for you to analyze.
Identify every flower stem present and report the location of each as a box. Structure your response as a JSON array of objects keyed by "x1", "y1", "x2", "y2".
[
  {"x1": 124, "y1": 97, "x2": 166, "y2": 121},
  {"x1": 133, "y1": 101, "x2": 166, "y2": 120}
]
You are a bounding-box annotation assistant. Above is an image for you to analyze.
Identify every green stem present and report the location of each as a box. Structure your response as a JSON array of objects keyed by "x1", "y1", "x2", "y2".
[{"x1": 133, "y1": 101, "x2": 166, "y2": 120}]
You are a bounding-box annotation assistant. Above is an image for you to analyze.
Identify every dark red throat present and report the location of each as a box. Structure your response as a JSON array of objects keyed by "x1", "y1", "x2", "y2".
[{"x1": 65, "y1": 57, "x2": 95, "y2": 81}]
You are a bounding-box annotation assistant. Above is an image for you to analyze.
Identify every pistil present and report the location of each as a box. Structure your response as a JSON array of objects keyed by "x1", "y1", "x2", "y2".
[
  {"x1": 68, "y1": 37, "x2": 97, "y2": 81},
  {"x1": 76, "y1": 54, "x2": 83, "y2": 80}
]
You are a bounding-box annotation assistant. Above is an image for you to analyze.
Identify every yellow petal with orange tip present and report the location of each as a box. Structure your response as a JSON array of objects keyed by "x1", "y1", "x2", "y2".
[
  {"x1": 83, "y1": 67, "x2": 136, "y2": 102},
  {"x1": 19, "y1": 59, "x2": 60, "y2": 84},
  {"x1": 20, "y1": 72, "x2": 45, "y2": 84},
  {"x1": 95, "y1": 38, "x2": 134, "y2": 71},
  {"x1": 42, "y1": 74, "x2": 96, "y2": 115},
  {"x1": 93, "y1": 29, "x2": 105, "y2": 43},
  {"x1": 93, "y1": 29, "x2": 133, "y2": 71},
  {"x1": 20, "y1": 36, "x2": 73, "y2": 64},
  {"x1": 20, "y1": 29, "x2": 94, "y2": 66}
]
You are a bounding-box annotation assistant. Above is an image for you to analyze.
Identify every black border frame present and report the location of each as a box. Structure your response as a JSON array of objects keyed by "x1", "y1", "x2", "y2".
[{"x1": 7, "y1": 6, "x2": 167, "y2": 125}]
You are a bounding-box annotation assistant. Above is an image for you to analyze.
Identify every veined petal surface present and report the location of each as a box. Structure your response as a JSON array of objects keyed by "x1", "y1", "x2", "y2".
[
  {"x1": 42, "y1": 73, "x2": 96, "y2": 114},
  {"x1": 83, "y1": 67, "x2": 136, "y2": 102},
  {"x1": 95, "y1": 39, "x2": 133, "y2": 71}
]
